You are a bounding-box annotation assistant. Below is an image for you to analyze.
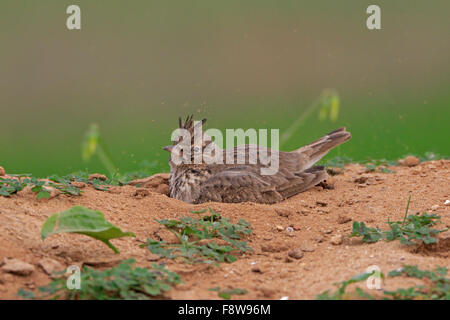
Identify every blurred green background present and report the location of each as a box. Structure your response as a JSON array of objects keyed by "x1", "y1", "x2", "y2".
[{"x1": 0, "y1": 1, "x2": 449, "y2": 177}]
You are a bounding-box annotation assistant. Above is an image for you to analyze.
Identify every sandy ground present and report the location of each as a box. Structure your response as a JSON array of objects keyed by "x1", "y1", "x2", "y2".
[{"x1": 0, "y1": 160, "x2": 449, "y2": 300}]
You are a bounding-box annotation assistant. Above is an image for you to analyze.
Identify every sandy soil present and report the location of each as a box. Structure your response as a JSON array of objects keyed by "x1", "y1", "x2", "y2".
[{"x1": 0, "y1": 160, "x2": 449, "y2": 300}]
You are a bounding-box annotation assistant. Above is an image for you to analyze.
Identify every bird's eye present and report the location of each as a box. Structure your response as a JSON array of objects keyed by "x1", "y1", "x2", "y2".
[{"x1": 193, "y1": 146, "x2": 199, "y2": 152}]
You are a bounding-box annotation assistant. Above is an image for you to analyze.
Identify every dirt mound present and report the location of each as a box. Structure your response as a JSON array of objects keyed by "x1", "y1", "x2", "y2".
[
  {"x1": 412, "y1": 237, "x2": 450, "y2": 258},
  {"x1": 0, "y1": 160, "x2": 449, "y2": 299}
]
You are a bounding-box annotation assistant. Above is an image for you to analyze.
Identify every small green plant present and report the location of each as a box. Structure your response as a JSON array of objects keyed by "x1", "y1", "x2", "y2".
[
  {"x1": 0, "y1": 177, "x2": 27, "y2": 197},
  {"x1": 321, "y1": 156, "x2": 353, "y2": 175},
  {"x1": 0, "y1": 176, "x2": 82, "y2": 199},
  {"x1": 363, "y1": 163, "x2": 395, "y2": 174},
  {"x1": 69, "y1": 172, "x2": 113, "y2": 190},
  {"x1": 317, "y1": 271, "x2": 381, "y2": 300},
  {"x1": 41, "y1": 206, "x2": 135, "y2": 254},
  {"x1": 351, "y1": 196, "x2": 447, "y2": 245},
  {"x1": 379, "y1": 166, "x2": 396, "y2": 174},
  {"x1": 352, "y1": 214, "x2": 445, "y2": 245},
  {"x1": 209, "y1": 287, "x2": 248, "y2": 300},
  {"x1": 317, "y1": 265, "x2": 449, "y2": 300},
  {"x1": 17, "y1": 259, "x2": 180, "y2": 300},
  {"x1": 386, "y1": 266, "x2": 449, "y2": 300},
  {"x1": 0, "y1": 171, "x2": 140, "y2": 199},
  {"x1": 142, "y1": 208, "x2": 252, "y2": 264},
  {"x1": 46, "y1": 175, "x2": 83, "y2": 195}
]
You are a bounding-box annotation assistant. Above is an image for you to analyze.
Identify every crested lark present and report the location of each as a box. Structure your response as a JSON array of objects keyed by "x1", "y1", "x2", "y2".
[{"x1": 163, "y1": 116, "x2": 351, "y2": 204}]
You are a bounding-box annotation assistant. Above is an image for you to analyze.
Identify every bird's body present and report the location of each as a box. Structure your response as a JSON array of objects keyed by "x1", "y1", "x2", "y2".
[{"x1": 164, "y1": 116, "x2": 351, "y2": 204}]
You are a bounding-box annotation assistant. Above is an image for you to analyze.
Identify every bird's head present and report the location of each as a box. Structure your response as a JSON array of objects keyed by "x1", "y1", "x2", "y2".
[{"x1": 163, "y1": 115, "x2": 214, "y2": 166}]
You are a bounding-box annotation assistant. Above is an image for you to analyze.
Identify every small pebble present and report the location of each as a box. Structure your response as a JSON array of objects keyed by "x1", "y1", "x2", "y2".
[
  {"x1": 314, "y1": 235, "x2": 324, "y2": 243},
  {"x1": 398, "y1": 156, "x2": 420, "y2": 167},
  {"x1": 147, "y1": 253, "x2": 161, "y2": 262},
  {"x1": 251, "y1": 266, "x2": 263, "y2": 273},
  {"x1": 330, "y1": 234, "x2": 343, "y2": 245},
  {"x1": 134, "y1": 188, "x2": 150, "y2": 198},
  {"x1": 337, "y1": 215, "x2": 352, "y2": 224},
  {"x1": 155, "y1": 184, "x2": 170, "y2": 195},
  {"x1": 275, "y1": 208, "x2": 291, "y2": 217},
  {"x1": 38, "y1": 258, "x2": 64, "y2": 276},
  {"x1": 1, "y1": 258, "x2": 34, "y2": 276},
  {"x1": 260, "y1": 287, "x2": 276, "y2": 298},
  {"x1": 88, "y1": 173, "x2": 107, "y2": 181},
  {"x1": 287, "y1": 249, "x2": 304, "y2": 260},
  {"x1": 301, "y1": 243, "x2": 316, "y2": 252},
  {"x1": 316, "y1": 201, "x2": 328, "y2": 207},
  {"x1": 71, "y1": 181, "x2": 86, "y2": 188}
]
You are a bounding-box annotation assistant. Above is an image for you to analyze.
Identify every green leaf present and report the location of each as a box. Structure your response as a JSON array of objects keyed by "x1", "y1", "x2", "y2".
[
  {"x1": 355, "y1": 287, "x2": 375, "y2": 300},
  {"x1": 17, "y1": 289, "x2": 35, "y2": 299},
  {"x1": 219, "y1": 292, "x2": 231, "y2": 300},
  {"x1": 41, "y1": 206, "x2": 135, "y2": 254},
  {"x1": 213, "y1": 287, "x2": 248, "y2": 300},
  {"x1": 190, "y1": 209, "x2": 207, "y2": 214},
  {"x1": 37, "y1": 190, "x2": 51, "y2": 200},
  {"x1": 349, "y1": 272, "x2": 375, "y2": 282},
  {"x1": 31, "y1": 185, "x2": 42, "y2": 192}
]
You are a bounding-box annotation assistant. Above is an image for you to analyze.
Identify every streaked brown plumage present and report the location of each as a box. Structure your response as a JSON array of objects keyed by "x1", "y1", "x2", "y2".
[{"x1": 163, "y1": 116, "x2": 351, "y2": 204}]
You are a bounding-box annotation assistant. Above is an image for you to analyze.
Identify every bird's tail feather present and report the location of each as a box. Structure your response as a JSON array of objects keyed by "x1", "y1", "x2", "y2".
[{"x1": 295, "y1": 127, "x2": 351, "y2": 169}]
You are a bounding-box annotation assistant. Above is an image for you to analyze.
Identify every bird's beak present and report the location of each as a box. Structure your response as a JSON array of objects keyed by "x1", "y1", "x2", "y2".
[{"x1": 163, "y1": 145, "x2": 174, "y2": 153}]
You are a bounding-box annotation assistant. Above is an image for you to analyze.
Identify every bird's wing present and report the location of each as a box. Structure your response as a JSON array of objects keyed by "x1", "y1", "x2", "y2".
[
  {"x1": 220, "y1": 144, "x2": 317, "y2": 173},
  {"x1": 275, "y1": 166, "x2": 328, "y2": 198},
  {"x1": 202, "y1": 165, "x2": 273, "y2": 189},
  {"x1": 198, "y1": 165, "x2": 282, "y2": 203},
  {"x1": 197, "y1": 165, "x2": 327, "y2": 203}
]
